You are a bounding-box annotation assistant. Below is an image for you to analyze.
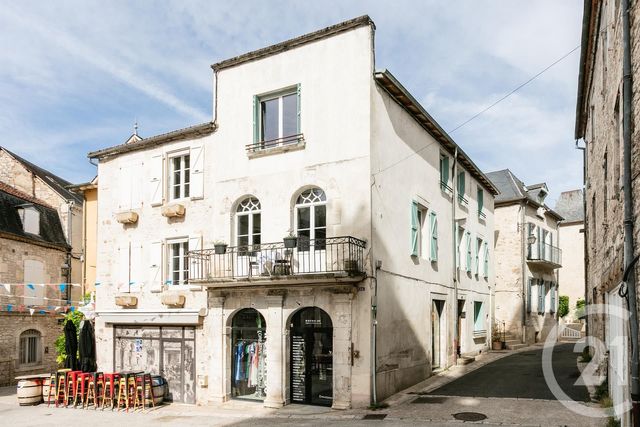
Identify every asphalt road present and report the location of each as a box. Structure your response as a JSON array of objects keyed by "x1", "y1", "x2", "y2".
[{"x1": 428, "y1": 343, "x2": 590, "y2": 401}]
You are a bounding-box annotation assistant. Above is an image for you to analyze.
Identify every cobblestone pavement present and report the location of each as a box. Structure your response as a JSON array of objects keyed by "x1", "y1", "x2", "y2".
[{"x1": 0, "y1": 343, "x2": 608, "y2": 426}]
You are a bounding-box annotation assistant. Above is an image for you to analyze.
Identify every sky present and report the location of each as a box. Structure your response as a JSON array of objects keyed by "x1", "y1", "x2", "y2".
[{"x1": 0, "y1": 0, "x2": 583, "y2": 206}]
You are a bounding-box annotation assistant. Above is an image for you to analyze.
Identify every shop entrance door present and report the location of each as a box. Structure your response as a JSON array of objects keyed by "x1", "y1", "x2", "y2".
[
  {"x1": 432, "y1": 300, "x2": 445, "y2": 369},
  {"x1": 290, "y1": 307, "x2": 333, "y2": 406},
  {"x1": 230, "y1": 308, "x2": 267, "y2": 401}
]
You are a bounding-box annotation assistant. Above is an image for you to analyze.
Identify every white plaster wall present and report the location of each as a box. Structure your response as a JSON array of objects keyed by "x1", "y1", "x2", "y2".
[
  {"x1": 369, "y1": 83, "x2": 494, "y2": 400},
  {"x1": 558, "y1": 222, "x2": 585, "y2": 320}
]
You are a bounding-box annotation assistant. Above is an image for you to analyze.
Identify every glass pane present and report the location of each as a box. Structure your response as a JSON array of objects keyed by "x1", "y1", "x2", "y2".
[
  {"x1": 261, "y1": 98, "x2": 279, "y2": 141},
  {"x1": 238, "y1": 215, "x2": 249, "y2": 235},
  {"x1": 184, "y1": 155, "x2": 190, "y2": 170},
  {"x1": 253, "y1": 213, "x2": 261, "y2": 234},
  {"x1": 173, "y1": 184, "x2": 180, "y2": 199},
  {"x1": 297, "y1": 207, "x2": 310, "y2": 230},
  {"x1": 238, "y1": 236, "x2": 249, "y2": 248},
  {"x1": 173, "y1": 270, "x2": 179, "y2": 284},
  {"x1": 315, "y1": 205, "x2": 326, "y2": 228},
  {"x1": 282, "y1": 93, "x2": 297, "y2": 137},
  {"x1": 172, "y1": 244, "x2": 179, "y2": 258},
  {"x1": 173, "y1": 157, "x2": 181, "y2": 172},
  {"x1": 184, "y1": 183, "x2": 190, "y2": 198}
]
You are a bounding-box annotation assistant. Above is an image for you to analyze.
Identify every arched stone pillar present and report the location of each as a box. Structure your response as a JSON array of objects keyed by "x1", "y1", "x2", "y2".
[
  {"x1": 208, "y1": 295, "x2": 227, "y2": 402},
  {"x1": 264, "y1": 293, "x2": 285, "y2": 408},
  {"x1": 331, "y1": 291, "x2": 353, "y2": 410}
]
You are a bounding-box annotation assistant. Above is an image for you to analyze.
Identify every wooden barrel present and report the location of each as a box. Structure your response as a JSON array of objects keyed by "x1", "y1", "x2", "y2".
[
  {"x1": 17, "y1": 379, "x2": 42, "y2": 406},
  {"x1": 145, "y1": 376, "x2": 165, "y2": 405}
]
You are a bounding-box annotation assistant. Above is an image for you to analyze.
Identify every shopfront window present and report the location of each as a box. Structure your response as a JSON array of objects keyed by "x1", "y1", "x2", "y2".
[{"x1": 231, "y1": 309, "x2": 267, "y2": 401}]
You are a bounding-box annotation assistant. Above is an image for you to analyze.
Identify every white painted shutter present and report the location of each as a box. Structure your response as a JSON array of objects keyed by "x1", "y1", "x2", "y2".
[
  {"x1": 118, "y1": 163, "x2": 132, "y2": 211},
  {"x1": 149, "y1": 240, "x2": 163, "y2": 292},
  {"x1": 117, "y1": 243, "x2": 130, "y2": 292},
  {"x1": 148, "y1": 154, "x2": 164, "y2": 207},
  {"x1": 190, "y1": 145, "x2": 204, "y2": 199},
  {"x1": 129, "y1": 243, "x2": 143, "y2": 291},
  {"x1": 130, "y1": 162, "x2": 143, "y2": 209}
]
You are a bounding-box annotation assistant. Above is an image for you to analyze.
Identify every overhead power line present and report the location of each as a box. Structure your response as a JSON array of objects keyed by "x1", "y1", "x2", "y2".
[
  {"x1": 448, "y1": 44, "x2": 581, "y2": 133},
  {"x1": 373, "y1": 44, "x2": 581, "y2": 177}
]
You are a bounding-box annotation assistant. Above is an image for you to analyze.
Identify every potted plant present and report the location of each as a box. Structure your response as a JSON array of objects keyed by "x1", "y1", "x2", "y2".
[
  {"x1": 283, "y1": 231, "x2": 298, "y2": 249},
  {"x1": 214, "y1": 241, "x2": 228, "y2": 255},
  {"x1": 491, "y1": 323, "x2": 503, "y2": 350}
]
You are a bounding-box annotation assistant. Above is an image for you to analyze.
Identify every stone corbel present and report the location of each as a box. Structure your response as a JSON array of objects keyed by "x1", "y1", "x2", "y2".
[
  {"x1": 114, "y1": 295, "x2": 137, "y2": 308},
  {"x1": 161, "y1": 293, "x2": 186, "y2": 308},
  {"x1": 161, "y1": 203, "x2": 186, "y2": 218},
  {"x1": 115, "y1": 211, "x2": 139, "y2": 224}
]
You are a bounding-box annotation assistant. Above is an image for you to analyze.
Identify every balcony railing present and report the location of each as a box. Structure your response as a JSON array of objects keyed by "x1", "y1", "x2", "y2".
[
  {"x1": 245, "y1": 133, "x2": 304, "y2": 153},
  {"x1": 527, "y1": 242, "x2": 562, "y2": 267},
  {"x1": 188, "y1": 236, "x2": 366, "y2": 283}
]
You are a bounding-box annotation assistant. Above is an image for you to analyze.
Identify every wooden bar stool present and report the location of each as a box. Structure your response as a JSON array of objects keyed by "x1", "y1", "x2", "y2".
[
  {"x1": 83, "y1": 372, "x2": 102, "y2": 409},
  {"x1": 101, "y1": 373, "x2": 119, "y2": 410},
  {"x1": 65, "y1": 371, "x2": 82, "y2": 407},
  {"x1": 74, "y1": 372, "x2": 92, "y2": 407},
  {"x1": 45, "y1": 373, "x2": 57, "y2": 406}
]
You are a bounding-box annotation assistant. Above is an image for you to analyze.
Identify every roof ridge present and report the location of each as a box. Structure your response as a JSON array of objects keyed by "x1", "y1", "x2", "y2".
[{"x1": 0, "y1": 182, "x2": 55, "y2": 209}]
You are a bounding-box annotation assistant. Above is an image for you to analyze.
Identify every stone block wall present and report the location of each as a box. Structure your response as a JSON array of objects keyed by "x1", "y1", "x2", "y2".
[{"x1": 0, "y1": 313, "x2": 61, "y2": 386}]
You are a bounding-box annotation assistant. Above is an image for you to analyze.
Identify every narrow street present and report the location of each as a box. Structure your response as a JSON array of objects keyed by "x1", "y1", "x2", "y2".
[{"x1": 0, "y1": 344, "x2": 607, "y2": 427}]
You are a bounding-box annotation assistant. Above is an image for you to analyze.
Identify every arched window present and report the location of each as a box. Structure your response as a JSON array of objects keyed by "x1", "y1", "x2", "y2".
[
  {"x1": 295, "y1": 188, "x2": 326, "y2": 251},
  {"x1": 236, "y1": 197, "x2": 261, "y2": 250},
  {"x1": 19, "y1": 329, "x2": 41, "y2": 365}
]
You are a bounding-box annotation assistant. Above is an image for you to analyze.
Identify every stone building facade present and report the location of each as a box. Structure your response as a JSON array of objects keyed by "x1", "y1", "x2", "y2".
[
  {"x1": 575, "y1": 0, "x2": 640, "y2": 424},
  {"x1": 0, "y1": 147, "x2": 83, "y2": 285},
  {"x1": 487, "y1": 170, "x2": 562, "y2": 345},
  {"x1": 89, "y1": 16, "x2": 497, "y2": 409},
  {"x1": 0, "y1": 184, "x2": 70, "y2": 385}
]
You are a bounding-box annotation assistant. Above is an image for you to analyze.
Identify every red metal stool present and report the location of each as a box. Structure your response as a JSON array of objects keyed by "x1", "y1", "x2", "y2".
[
  {"x1": 101, "y1": 373, "x2": 119, "y2": 410},
  {"x1": 83, "y1": 372, "x2": 102, "y2": 409},
  {"x1": 65, "y1": 371, "x2": 82, "y2": 407}
]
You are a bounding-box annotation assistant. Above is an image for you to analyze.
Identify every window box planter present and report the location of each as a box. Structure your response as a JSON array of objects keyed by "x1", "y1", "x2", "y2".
[
  {"x1": 283, "y1": 236, "x2": 298, "y2": 249},
  {"x1": 214, "y1": 243, "x2": 228, "y2": 255}
]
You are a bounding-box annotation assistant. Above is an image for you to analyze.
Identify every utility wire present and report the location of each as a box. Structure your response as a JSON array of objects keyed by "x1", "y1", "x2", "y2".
[
  {"x1": 448, "y1": 44, "x2": 581, "y2": 133},
  {"x1": 372, "y1": 44, "x2": 581, "y2": 178}
]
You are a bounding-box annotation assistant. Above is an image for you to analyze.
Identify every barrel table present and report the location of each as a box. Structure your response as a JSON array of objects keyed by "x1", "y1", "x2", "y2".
[
  {"x1": 15, "y1": 374, "x2": 48, "y2": 406},
  {"x1": 145, "y1": 376, "x2": 165, "y2": 405}
]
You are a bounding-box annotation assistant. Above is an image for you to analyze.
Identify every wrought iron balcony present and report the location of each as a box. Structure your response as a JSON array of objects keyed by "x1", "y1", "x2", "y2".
[
  {"x1": 188, "y1": 236, "x2": 366, "y2": 284},
  {"x1": 245, "y1": 133, "x2": 305, "y2": 154},
  {"x1": 527, "y1": 242, "x2": 562, "y2": 268}
]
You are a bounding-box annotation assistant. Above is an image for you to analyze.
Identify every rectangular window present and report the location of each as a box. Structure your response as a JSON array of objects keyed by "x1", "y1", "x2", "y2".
[
  {"x1": 429, "y1": 211, "x2": 438, "y2": 261},
  {"x1": 167, "y1": 239, "x2": 189, "y2": 285},
  {"x1": 538, "y1": 280, "x2": 546, "y2": 314},
  {"x1": 255, "y1": 86, "x2": 300, "y2": 144},
  {"x1": 473, "y1": 301, "x2": 485, "y2": 332},
  {"x1": 439, "y1": 154, "x2": 450, "y2": 190},
  {"x1": 19, "y1": 332, "x2": 41, "y2": 365},
  {"x1": 477, "y1": 188, "x2": 484, "y2": 217},
  {"x1": 169, "y1": 154, "x2": 190, "y2": 200}
]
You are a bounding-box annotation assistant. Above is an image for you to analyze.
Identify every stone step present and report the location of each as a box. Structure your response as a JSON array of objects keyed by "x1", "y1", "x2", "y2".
[
  {"x1": 457, "y1": 356, "x2": 476, "y2": 365},
  {"x1": 506, "y1": 343, "x2": 527, "y2": 351}
]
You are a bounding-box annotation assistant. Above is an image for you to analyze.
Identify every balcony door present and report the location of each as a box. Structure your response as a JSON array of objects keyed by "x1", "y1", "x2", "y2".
[
  {"x1": 236, "y1": 197, "x2": 261, "y2": 277},
  {"x1": 295, "y1": 188, "x2": 326, "y2": 273}
]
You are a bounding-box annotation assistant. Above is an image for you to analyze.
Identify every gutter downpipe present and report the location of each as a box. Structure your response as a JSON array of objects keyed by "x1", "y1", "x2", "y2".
[
  {"x1": 370, "y1": 176, "x2": 378, "y2": 406},
  {"x1": 575, "y1": 140, "x2": 588, "y2": 342},
  {"x1": 622, "y1": 0, "x2": 640, "y2": 422},
  {"x1": 452, "y1": 147, "x2": 459, "y2": 359},
  {"x1": 521, "y1": 202, "x2": 527, "y2": 343}
]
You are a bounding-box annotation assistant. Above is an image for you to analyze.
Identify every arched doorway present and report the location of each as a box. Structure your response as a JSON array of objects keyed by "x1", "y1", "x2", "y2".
[
  {"x1": 290, "y1": 307, "x2": 333, "y2": 406},
  {"x1": 231, "y1": 308, "x2": 266, "y2": 401}
]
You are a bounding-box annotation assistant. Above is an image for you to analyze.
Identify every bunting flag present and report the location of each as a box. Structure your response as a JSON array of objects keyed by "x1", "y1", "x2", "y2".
[
  {"x1": 29, "y1": 308, "x2": 35, "y2": 316},
  {"x1": 26, "y1": 283, "x2": 35, "y2": 290},
  {"x1": 7, "y1": 304, "x2": 12, "y2": 312}
]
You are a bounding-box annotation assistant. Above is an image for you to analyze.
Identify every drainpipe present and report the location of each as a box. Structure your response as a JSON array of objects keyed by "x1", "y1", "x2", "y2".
[
  {"x1": 452, "y1": 147, "x2": 459, "y2": 359},
  {"x1": 520, "y1": 203, "x2": 527, "y2": 343},
  {"x1": 621, "y1": 0, "x2": 640, "y2": 422},
  {"x1": 370, "y1": 175, "x2": 378, "y2": 406},
  {"x1": 575, "y1": 140, "x2": 588, "y2": 342}
]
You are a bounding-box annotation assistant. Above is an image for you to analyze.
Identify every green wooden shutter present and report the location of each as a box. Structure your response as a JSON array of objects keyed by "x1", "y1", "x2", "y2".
[
  {"x1": 474, "y1": 238, "x2": 480, "y2": 275},
  {"x1": 455, "y1": 226, "x2": 460, "y2": 269},
  {"x1": 296, "y1": 83, "x2": 301, "y2": 134},
  {"x1": 527, "y1": 278, "x2": 533, "y2": 313},
  {"x1": 253, "y1": 95, "x2": 259, "y2": 144},
  {"x1": 430, "y1": 211, "x2": 438, "y2": 261},
  {"x1": 440, "y1": 156, "x2": 449, "y2": 186},
  {"x1": 465, "y1": 231, "x2": 472, "y2": 272},
  {"x1": 483, "y1": 242, "x2": 489, "y2": 278},
  {"x1": 410, "y1": 202, "x2": 419, "y2": 257}
]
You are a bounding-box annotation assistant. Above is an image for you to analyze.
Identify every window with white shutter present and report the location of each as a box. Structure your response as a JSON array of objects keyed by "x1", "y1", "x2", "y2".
[
  {"x1": 190, "y1": 145, "x2": 204, "y2": 199},
  {"x1": 149, "y1": 241, "x2": 163, "y2": 292},
  {"x1": 148, "y1": 154, "x2": 164, "y2": 207}
]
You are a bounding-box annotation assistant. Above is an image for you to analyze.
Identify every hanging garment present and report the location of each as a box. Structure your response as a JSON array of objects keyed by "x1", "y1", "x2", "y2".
[
  {"x1": 247, "y1": 343, "x2": 257, "y2": 387},
  {"x1": 250, "y1": 341, "x2": 259, "y2": 386},
  {"x1": 234, "y1": 341, "x2": 245, "y2": 382}
]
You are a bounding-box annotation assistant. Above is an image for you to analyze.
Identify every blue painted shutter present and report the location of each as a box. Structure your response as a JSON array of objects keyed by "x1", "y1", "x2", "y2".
[
  {"x1": 550, "y1": 283, "x2": 556, "y2": 313},
  {"x1": 455, "y1": 226, "x2": 460, "y2": 269},
  {"x1": 538, "y1": 281, "x2": 545, "y2": 313},
  {"x1": 527, "y1": 278, "x2": 533, "y2": 313},
  {"x1": 465, "y1": 231, "x2": 472, "y2": 272},
  {"x1": 410, "y1": 202, "x2": 419, "y2": 256},
  {"x1": 253, "y1": 95, "x2": 259, "y2": 144},
  {"x1": 536, "y1": 227, "x2": 541, "y2": 259},
  {"x1": 429, "y1": 211, "x2": 438, "y2": 261},
  {"x1": 296, "y1": 83, "x2": 301, "y2": 134},
  {"x1": 474, "y1": 238, "x2": 479, "y2": 275},
  {"x1": 483, "y1": 242, "x2": 489, "y2": 278}
]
